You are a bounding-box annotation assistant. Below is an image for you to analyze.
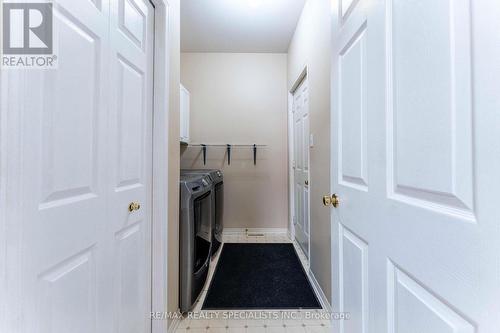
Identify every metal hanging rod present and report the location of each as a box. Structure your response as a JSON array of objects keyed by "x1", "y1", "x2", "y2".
[
  {"x1": 188, "y1": 144, "x2": 267, "y2": 147},
  {"x1": 187, "y1": 143, "x2": 266, "y2": 165}
]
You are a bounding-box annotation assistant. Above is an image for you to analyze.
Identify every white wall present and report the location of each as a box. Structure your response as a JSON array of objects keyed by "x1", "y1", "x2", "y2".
[
  {"x1": 180, "y1": 52, "x2": 289, "y2": 229},
  {"x1": 288, "y1": 0, "x2": 332, "y2": 302}
]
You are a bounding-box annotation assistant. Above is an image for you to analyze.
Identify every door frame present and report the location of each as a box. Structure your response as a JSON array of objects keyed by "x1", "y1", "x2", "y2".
[
  {"x1": 150, "y1": 1, "x2": 171, "y2": 333},
  {"x1": 0, "y1": 1, "x2": 172, "y2": 332},
  {"x1": 287, "y1": 66, "x2": 310, "y2": 262}
]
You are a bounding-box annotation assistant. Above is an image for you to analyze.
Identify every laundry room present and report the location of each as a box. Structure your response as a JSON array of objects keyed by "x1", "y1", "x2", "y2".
[
  {"x1": 169, "y1": 0, "x2": 336, "y2": 326},
  {"x1": 177, "y1": 52, "x2": 291, "y2": 305}
]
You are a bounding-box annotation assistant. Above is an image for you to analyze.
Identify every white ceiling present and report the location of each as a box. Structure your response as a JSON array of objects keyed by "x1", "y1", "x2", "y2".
[{"x1": 181, "y1": 0, "x2": 306, "y2": 53}]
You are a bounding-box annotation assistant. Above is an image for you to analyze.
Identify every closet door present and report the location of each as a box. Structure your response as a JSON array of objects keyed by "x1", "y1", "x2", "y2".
[
  {"x1": 293, "y1": 77, "x2": 310, "y2": 258},
  {"x1": 6, "y1": 0, "x2": 156, "y2": 332},
  {"x1": 108, "y1": 0, "x2": 155, "y2": 332}
]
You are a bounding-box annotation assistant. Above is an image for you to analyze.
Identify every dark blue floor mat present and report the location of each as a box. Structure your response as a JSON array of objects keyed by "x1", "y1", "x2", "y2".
[{"x1": 202, "y1": 243, "x2": 322, "y2": 310}]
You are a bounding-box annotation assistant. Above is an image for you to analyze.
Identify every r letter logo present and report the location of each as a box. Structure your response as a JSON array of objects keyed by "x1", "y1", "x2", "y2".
[{"x1": 2, "y1": 2, "x2": 57, "y2": 68}]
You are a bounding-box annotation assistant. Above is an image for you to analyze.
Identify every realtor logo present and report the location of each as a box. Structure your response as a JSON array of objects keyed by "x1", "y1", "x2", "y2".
[{"x1": 2, "y1": 2, "x2": 57, "y2": 68}]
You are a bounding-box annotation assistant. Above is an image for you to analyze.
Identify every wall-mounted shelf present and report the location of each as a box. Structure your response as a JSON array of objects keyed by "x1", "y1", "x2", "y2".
[{"x1": 187, "y1": 144, "x2": 267, "y2": 165}]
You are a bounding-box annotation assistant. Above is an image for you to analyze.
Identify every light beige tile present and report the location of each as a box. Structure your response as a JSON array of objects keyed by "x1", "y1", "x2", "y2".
[
  {"x1": 226, "y1": 319, "x2": 247, "y2": 328},
  {"x1": 207, "y1": 327, "x2": 228, "y2": 333},
  {"x1": 246, "y1": 326, "x2": 265, "y2": 333},
  {"x1": 301, "y1": 313, "x2": 324, "y2": 326},
  {"x1": 186, "y1": 328, "x2": 207, "y2": 333},
  {"x1": 304, "y1": 326, "x2": 331, "y2": 333},
  {"x1": 246, "y1": 318, "x2": 267, "y2": 327},
  {"x1": 188, "y1": 319, "x2": 212, "y2": 329},
  {"x1": 264, "y1": 317, "x2": 284, "y2": 327},
  {"x1": 282, "y1": 317, "x2": 303, "y2": 327},
  {"x1": 226, "y1": 327, "x2": 246, "y2": 333},
  {"x1": 265, "y1": 327, "x2": 287, "y2": 333},
  {"x1": 208, "y1": 319, "x2": 228, "y2": 328},
  {"x1": 285, "y1": 327, "x2": 306, "y2": 333}
]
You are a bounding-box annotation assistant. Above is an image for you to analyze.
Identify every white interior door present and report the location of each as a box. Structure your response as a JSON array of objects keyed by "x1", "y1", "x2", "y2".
[
  {"x1": 293, "y1": 77, "x2": 310, "y2": 258},
  {"x1": 331, "y1": 0, "x2": 500, "y2": 332},
  {"x1": 108, "y1": 0, "x2": 154, "y2": 332},
  {"x1": 7, "y1": 0, "x2": 155, "y2": 332}
]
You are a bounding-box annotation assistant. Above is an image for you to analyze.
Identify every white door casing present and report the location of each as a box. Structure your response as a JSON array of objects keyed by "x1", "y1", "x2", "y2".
[
  {"x1": 292, "y1": 77, "x2": 310, "y2": 259},
  {"x1": 331, "y1": 0, "x2": 500, "y2": 332},
  {"x1": 0, "y1": 0, "x2": 156, "y2": 332}
]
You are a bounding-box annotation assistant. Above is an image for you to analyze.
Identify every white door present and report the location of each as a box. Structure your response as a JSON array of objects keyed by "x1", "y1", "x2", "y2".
[
  {"x1": 108, "y1": 0, "x2": 154, "y2": 332},
  {"x1": 331, "y1": 0, "x2": 500, "y2": 332},
  {"x1": 292, "y1": 77, "x2": 310, "y2": 258},
  {"x1": 5, "y1": 0, "x2": 155, "y2": 332}
]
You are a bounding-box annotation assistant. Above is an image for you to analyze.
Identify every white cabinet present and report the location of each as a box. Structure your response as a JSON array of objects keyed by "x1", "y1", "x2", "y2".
[{"x1": 180, "y1": 84, "x2": 190, "y2": 144}]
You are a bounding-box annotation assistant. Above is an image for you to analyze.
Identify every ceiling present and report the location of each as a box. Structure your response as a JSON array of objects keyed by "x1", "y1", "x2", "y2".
[{"x1": 181, "y1": 0, "x2": 306, "y2": 53}]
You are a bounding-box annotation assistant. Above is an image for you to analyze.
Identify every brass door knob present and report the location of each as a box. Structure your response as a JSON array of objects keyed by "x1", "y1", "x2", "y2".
[
  {"x1": 128, "y1": 202, "x2": 141, "y2": 212},
  {"x1": 323, "y1": 194, "x2": 340, "y2": 208},
  {"x1": 331, "y1": 194, "x2": 340, "y2": 208}
]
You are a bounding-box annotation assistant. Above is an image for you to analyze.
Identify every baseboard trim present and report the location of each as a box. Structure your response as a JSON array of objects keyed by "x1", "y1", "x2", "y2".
[
  {"x1": 223, "y1": 228, "x2": 289, "y2": 235},
  {"x1": 308, "y1": 270, "x2": 332, "y2": 312}
]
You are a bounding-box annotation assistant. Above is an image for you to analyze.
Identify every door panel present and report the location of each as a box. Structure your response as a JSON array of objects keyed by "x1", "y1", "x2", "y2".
[
  {"x1": 338, "y1": 225, "x2": 368, "y2": 333},
  {"x1": 115, "y1": 56, "x2": 145, "y2": 189},
  {"x1": 115, "y1": 222, "x2": 148, "y2": 333},
  {"x1": 331, "y1": 0, "x2": 500, "y2": 332},
  {"x1": 388, "y1": 0, "x2": 473, "y2": 217},
  {"x1": 338, "y1": 25, "x2": 367, "y2": 191},
  {"x1": 40, "y1": 8, "x2": 101, "y2": 207},
  {"x1": 387, "y1": 263, "x2": 474, "y2": 333},
  {"x1": 37, "y1": 248, "x2": 96, "y2": 333},
  {"x1": 119, "y1": 0, "x2": 147, "y2": 50}
]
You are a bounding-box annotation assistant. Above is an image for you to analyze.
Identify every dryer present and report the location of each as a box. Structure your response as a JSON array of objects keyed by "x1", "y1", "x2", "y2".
[
  {"x1": 181, "y1": 169, "x2": 224, "y2": 256},
  {"x1": 179, "y1": 174, "x2": 213, "y2": 312}
]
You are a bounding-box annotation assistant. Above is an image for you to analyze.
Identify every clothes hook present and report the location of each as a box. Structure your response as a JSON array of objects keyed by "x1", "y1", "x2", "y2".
[
  {"x1": 201, "y1": 144, "x2": 207, "y2": 165},
  {"x1": 253, "y1": 144, "x2": 257, "y2": 165},
  {"x1": 227, "y1": 144, "x2": 232, "y2": 165}
]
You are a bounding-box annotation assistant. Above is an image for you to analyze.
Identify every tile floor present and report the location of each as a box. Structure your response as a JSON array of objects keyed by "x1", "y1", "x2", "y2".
[{"x1": 174, "y1": 232, "x2": 332, "y2": 333}]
